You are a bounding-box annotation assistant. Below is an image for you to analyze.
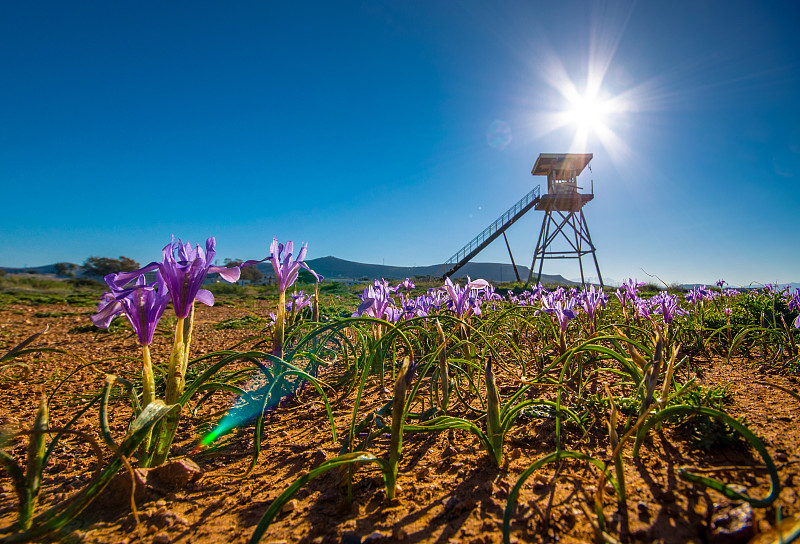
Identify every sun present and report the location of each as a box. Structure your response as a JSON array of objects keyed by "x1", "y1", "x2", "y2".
[
  {"x1": 529, "y1": 55, "x2": 633, "y2": 162},
  {"x1": 566, "y1": 92, "x2": 611, "y2": 133}
]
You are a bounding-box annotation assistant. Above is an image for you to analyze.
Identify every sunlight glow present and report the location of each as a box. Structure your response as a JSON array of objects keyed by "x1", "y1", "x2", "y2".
[{"x1": 566, "y1": 92, "x2": 611, "y2": 132}]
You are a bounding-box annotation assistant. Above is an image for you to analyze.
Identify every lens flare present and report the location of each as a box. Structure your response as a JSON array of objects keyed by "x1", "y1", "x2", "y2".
[{"x1": 486, "y1": 120, "x2": 512, "y2": 150}]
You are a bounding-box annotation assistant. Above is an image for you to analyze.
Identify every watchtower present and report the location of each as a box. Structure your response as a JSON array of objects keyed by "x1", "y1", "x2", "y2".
[{"x1": 527, "y1": 152, "x2": 602, "y2": 287}]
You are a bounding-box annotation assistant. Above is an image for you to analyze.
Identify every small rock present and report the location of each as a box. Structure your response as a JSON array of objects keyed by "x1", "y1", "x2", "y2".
[
  {"x1": 509, "y1": 447, "x2": 522, "y2": 460},
  {"x1": 99, "y1": 469, "x2": 151, "y2": 507},
  {"x1": 277, "y1": 430, "x2": 289, "y2": 438},
  {"x1": 710, "y1": 502, "x2": 755, "y2": 544},
  {"x1": 152, "y1": 532, "x2": 170, "y2": 544},
  {"x1": 149, "y1": 459, "x2": 203, "y2": 488},
  {"x1": 281, "y1": 499, "x2": 298, "y2": 514},
  {"x1": 415, "y1": 467, "x2": 431, "y2": 481},
  {"x1": 442, "y1": 446, "x2": 458, "y2": 458},
  {"x1": 482, "y1": 480, "x2": 495, "y2": 494},
  {"x1": 532, "y1": 474, "x2": 548, "y2": 490}
]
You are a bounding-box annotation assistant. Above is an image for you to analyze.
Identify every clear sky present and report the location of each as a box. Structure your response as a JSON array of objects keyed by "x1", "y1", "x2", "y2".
[{"x1": 1, "y1": 1, "x2": 798, "y2": 286}]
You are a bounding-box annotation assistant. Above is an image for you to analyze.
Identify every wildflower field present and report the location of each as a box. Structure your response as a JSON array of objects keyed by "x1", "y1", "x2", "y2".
[{"x1": 1, "y1": 238, "x2": 799, "y2": 544}]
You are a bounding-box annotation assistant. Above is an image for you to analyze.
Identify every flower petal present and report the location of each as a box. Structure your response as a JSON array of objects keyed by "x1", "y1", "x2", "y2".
[{"x1": 195, "y1": 289, "x2": 215, "y2": 307}]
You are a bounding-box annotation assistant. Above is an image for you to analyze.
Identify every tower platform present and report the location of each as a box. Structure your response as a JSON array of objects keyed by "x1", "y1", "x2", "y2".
[{"x1": 535, "y1": 193, "x2": 594, "y2": 212}]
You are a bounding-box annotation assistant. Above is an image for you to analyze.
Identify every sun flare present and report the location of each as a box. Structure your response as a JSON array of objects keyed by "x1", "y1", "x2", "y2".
[{"x1": 567, "y1": 92, "x2": 611, "y2": 132}]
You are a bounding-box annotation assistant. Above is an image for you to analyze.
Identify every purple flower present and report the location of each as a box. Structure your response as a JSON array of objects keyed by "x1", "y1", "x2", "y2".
[
  {"x1": 716, "y1": 279, "x2": 726, "y2": 289},
  {"x1": 685, "y1": 285, "x2": 715, "y2": 305},
  {"x1": 352, "y1": 279, "x2": 396, "y2": 320},
  {"x1": 394, "y1": 278, "x2": 415, "y2": 294},
  {"x1": 615, "y1": 278, "x2": 646, "y2": 308},
  {"x1": 92, "y1": 273, "x2": 170, "y2": 346},
  {"x1": 540, "y1": 291, "x2": 577, "y2": 333},
  {"x1": 287, "y1": 291, "x2": 313, "y2": 312},
  {"x1": 480, "y1": 284, "x2": 505, "y2": 303},
  {"x1": 270, "y1": 238, "x2": 313, "y2": 294},
  {"x1": 650, "y1": 292, "x2": 688, "y2": 324},
  {"x1": 633, "y1": 297, "x2": 651, "y2": 320},
  {"x1": 111, "y1": 237, "x2": 241, "y2": 319},
  {"x1": 788, "y1": 291, "x2": 800, "y2": 328},
  {"x1": 579, "y1": 285, "x2": 608, "y2": 320},
  {"x1": 443, "y1": 277, "x2": 490, "y2": 319}
]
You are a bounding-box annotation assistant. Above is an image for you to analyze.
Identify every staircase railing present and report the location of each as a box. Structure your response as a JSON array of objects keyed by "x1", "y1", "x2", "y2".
[{"x1": 443, "y1": 185, "x2": 540, "y2": 277}]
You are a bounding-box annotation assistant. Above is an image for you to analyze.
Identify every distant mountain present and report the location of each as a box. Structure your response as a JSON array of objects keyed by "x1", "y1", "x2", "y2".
[{"x1": 250, "y1": 256, "x2": 576, "y2": 285}]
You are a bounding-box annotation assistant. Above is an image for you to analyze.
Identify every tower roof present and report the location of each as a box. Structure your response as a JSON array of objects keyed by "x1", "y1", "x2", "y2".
[{"x1": 531, "y1": 153, "x2": 593, "y2": 177}]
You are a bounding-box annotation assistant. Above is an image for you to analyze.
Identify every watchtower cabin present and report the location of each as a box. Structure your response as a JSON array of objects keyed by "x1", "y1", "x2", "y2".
[
  {"x1": 533, "y1": 153, "x2": 594, "y2": 212},
  {"x1": 528, "y1": 152, "x2": 603, "y2": 287}
]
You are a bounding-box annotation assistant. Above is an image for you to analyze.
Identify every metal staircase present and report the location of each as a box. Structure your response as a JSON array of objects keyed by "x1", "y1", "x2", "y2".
[{"x1": 442, "y1": 185, "x2": 540, "y2": 278}]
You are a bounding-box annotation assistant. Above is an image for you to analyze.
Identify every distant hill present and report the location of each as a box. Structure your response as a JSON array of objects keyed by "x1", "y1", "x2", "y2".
[
  {"x1": 252, "y1": 256, "x2": 577, "y2": 285},
  {"x1": 1, "y1": 258, "x2": 577, "y2": 285}
]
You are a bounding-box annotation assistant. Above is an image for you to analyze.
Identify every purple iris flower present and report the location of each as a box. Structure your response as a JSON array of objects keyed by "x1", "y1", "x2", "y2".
[
  {"x1": 111, "y1": 237, "x2": 241, "y2": 319},
  {"x1": 540, "y1": 292, "x2": 577, "y2": 333},
  {"x1": 443, "y1": 277, "x2": 490, "y2": 319},
  {"x1": 579, "y1": 285, "x2": 608, "y2": 320},
  {"x1": 426, "y1": 288, "x2": 448, "y2": 310},
  {"x1": 685, "y1": 285, "x2": 715, "y2": 305},
  {"x1": 615, "y1": 278, "x2": 645, "y2": 308},
  {"x1": 92, "y1": 272, "x2": 170, "y2": 346},
  {"x1": 716, "y1": 279, "x2": 726, "y2": 289},
  {"x1": 481, "y1": 284, "x2": 505, "y2": 303},
  {"x1": 270, "y1": 237, "x2": 317, "y2": 294},
  {"x1": 650, "y1": 292, "x2": 688, "y2": 324},
  {"x1": 394, "y1": 278, "x2": 415, "y2": 294},
  {"x1": 633, "y1": 297, "x2": 651, "y2": 320},
  {"x1": 788, "y1": 291, "x2": 800, "y2": 328},
  {"x1": 352, "y1": 279, "x2": 396, "y2": 320},
  {"x1": 287, "y1": 291, "x2": 313, "y2": 312}
]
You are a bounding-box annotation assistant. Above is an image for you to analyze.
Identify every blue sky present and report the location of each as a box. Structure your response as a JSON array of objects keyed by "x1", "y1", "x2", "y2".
[{"x1": 1, "y1": 1, "x2": 798, "y2": 286}]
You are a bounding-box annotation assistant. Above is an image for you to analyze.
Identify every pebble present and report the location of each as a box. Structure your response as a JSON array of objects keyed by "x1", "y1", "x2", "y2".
[
  {"x1": 152, "y1": 532, "x2": 171, "y2": 544},
  {"x1": 532, "y1": 474, "x2": 548, "y2": 490},
  {"x1": 150, "y1": 458, "x2": 203, "y2": 487},
  {"x1": 442, "y1": 445, "x2": 458, "y2": 458},
  {"x1": 281, "y1": 499, "x2": 298, "y2": 514},
  {"x1": 710, "y1": 502, "x2": 755, "y2": 543}
]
